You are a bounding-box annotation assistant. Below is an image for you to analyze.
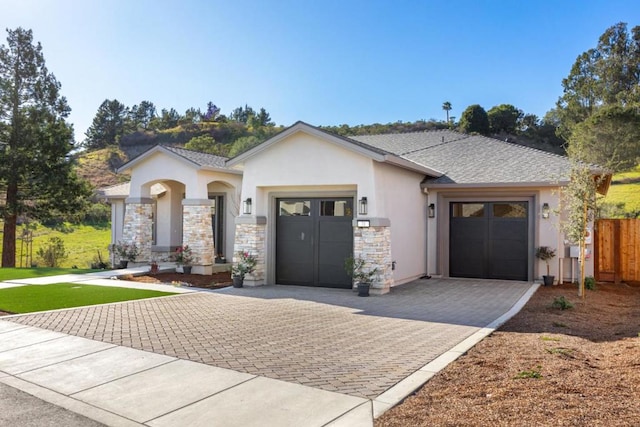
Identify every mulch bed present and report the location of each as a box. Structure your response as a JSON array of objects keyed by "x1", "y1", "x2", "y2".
[
  {"x1": 123, "y1": 271, "x2": 233, "y2": 290},
  {"x1": 376, "y1": 282, "x2": 640, "y2": 426}
]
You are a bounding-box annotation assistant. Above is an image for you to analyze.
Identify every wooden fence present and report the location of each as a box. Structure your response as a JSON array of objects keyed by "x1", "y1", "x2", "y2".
[{"x1": 594, "y1": 219, "x2": 640, "y2": 284}]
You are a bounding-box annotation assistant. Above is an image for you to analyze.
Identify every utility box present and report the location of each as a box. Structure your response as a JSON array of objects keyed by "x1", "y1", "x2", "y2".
[{"x1": 569, "y1": 245, "x2": 580, "y2": 258}]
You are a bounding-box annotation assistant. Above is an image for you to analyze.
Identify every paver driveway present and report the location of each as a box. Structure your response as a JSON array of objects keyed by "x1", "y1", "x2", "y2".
[{"x1": 8, "y1": 278, "x2": 532, "y2": 400}]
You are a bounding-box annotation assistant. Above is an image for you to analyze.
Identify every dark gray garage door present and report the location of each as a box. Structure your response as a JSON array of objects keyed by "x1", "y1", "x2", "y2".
[
  {"x1": 450, "y1": 201, "x2": 528, "y2": 281},
  {"x1": 276, "y1": 198, "x2": 353, "y2": 288}
]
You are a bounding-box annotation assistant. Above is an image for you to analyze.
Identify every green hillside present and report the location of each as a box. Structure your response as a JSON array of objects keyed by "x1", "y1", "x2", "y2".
[
  {"x1": 601, "y1": 165, "x2": 640, "y2": 217},
  {"x1": 3, "y1": 223, "x2": 111, "y2": 269}
]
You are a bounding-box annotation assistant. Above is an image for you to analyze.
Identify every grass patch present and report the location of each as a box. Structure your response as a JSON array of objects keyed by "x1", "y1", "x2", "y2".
[
  {"x1": 552, "y1": 321, "x2": 567, "y2": 328},
  {"x1": 546, "y1": 347, "x2": 573, "y2": 356},
  {"x1": 514, "y1": 366, "x2": 543, "y2": 379},
  {"x1": 540, "y1": 336, "x2": 561, "y2": 342},
  {"x1": 0, "y1": 268, "x2": 98, "y2": 281},
  {"x1": 0, "y1": 283, "x2": 176, "y2": 314}
]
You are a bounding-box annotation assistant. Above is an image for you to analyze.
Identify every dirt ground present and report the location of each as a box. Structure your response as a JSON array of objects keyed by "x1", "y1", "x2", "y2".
[{"x1": 376, "y1": 282, "x2": 640, "y2": 426}]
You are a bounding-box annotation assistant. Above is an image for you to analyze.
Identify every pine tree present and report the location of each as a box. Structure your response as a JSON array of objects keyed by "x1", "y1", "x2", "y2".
[{"x1": 0, "y1": 28, "x2": 91, "y2": 267}]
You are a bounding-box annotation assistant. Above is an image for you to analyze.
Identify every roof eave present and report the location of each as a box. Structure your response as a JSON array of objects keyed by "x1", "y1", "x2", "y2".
[
  {"x1": 383, "y1": 155, "x2": 443, "y2": 177},
  {"x1": 226, "y1": 121, "x2": 387, "y2": 167},
  {"x1": 200, "y1": 165, "x2": 243, "y2": 175},
  {"x1": 422, "y1": 180, "x2": 570, "y2": 190},
  {"x1": 117, "y1": 145, "x2": 200, "y2": 173}
]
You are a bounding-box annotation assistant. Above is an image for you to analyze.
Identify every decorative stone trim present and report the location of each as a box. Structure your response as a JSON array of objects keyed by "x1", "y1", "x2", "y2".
[
  {"x1": 121, "y1": 202, "x2": 154, "y2": 262},
  {"x1": 182, "y1": 198, "x2": 214, "y2": 206},
  {"x1": 352, "y1": 217, "x2": 391, "y2": 227},
  {"x1": 233, "y1": 222, "x2": 266, "y2": 286},
  {"x1": 125, "y1": 197, "x2": 154, "y2": 204},
  {"x1": 235, "y1": 215, "x2": 267, "y2": 225},
  {"x1": 354, "y1": 225, "x2": 393, "y2": 294},
  {"x1": 182, "y1": 204, "x2": 214, "y2": 266}
]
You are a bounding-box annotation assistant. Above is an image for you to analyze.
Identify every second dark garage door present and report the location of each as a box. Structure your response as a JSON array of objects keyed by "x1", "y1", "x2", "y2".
[
  {"x1": 276, "y1": 198, "x2": 353, "y2": 288},
  {"x1": 450, "y1": 201, "x2": 529, "y2": 281}
]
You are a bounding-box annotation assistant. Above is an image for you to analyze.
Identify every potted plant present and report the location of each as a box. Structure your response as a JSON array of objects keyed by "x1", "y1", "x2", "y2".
[
  {"x1": 231, "y1": 251, "x2": 257, "y2": 288},
  {"x1": 535, "y1": 246, "x2": 557, "y2": 286},
  {"x1": 149, "y1": 258, "x2": 159, "y2": 274},
  {"x1": 174, "y1": 245, "x2": 195, "y2": 274},
  {"x1": 345, "y1": 256, "x2": 379, "y2": 297},
  {"x1": 114, "y1": 241, "x2": 140, "y2": 268},
  {"x1": 215, "y1": 253, "x2": 227, "y2": 264}
]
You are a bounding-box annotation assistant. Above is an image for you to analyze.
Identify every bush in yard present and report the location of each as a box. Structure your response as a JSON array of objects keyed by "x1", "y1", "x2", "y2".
[
  {"x1": 36, "y1": 237, "x2": 68, "y2": 267},
  {"x1": 584, "y1": 276, "x2": 596, "y2": 290},
  {"x1": 551, "y1": 296, "x2": 574, "y2": 310}
]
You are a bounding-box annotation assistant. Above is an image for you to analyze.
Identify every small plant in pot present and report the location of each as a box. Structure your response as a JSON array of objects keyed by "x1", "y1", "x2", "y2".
[
  {"x1": 231, "y1": 251, "x2": 257, "y2": 288},
  {"x1": 174, "y1": 245, "x2": 195, "y2": 274},
  {"x1": 114, "y1": 241, "x2": 140, "y2": 268},
  {"x1": 345, "y1": 256, "x2": 379, "y2": 297},
  {"x1": 535, "y1": 246, "x2": 557, "y2": 286}
]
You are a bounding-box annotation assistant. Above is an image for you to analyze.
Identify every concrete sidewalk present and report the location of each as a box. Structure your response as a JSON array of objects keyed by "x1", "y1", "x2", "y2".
[{"x1": 0, "y1": 320, "x2": 371, "y2": 426}]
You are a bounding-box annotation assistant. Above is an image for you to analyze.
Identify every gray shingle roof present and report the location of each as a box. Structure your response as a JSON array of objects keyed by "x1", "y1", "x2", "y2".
[
  {"x1": 351, "y1": 130, "x2": 570, "y2": 185},
  {"x1": 162, "y1": 146, "x2": 229, "y2": 169}
]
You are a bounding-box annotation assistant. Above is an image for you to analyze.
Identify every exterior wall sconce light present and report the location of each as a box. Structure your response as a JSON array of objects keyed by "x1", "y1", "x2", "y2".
[
  {"x1": 243, "y1": 198, "x2": 252, "y2": 215},
  {"x1": 541, "y1": 202, "x2": 550, "y2": 219},
  {"x1": 428, "y1": 203, "x2": 436, "y2": 218},
  {"x1": 359, "y1": 197, "x2": 368, "y2": 216}
]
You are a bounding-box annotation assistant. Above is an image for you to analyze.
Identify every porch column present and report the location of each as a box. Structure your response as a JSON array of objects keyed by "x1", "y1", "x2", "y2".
[
  {"x1": 233, "y1": 216, "x2": 267, "y2": 286},
  {"x1": 354, "y1": 218, "x2": 393, "y2": 295},
  {"x1": 122, "y1": 198, "x2": 154, "y2": 262},
  {"x1": 182, "y1": 199, "x2": 214, "y2": 275}
]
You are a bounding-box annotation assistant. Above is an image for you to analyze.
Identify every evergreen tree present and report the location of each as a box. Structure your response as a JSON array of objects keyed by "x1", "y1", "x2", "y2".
[
  {"x1": 487, "y1": 104, "x2": 523, "y2": 134},
  {"x1": 84, "y1": 99, "x2": 129, "y2": 149},
  {"x1": 0, "y1": 28, "x2": 91, "y2": 267},
  {"x1": 557, "y1": 22, "x2": 640, "y2": 138},
  {"x1": 129, "y1": 100, "x2": 156, "y2": 130},
  {"x1": 459, "y1": 104, "x2": 490, "y2": 135}
]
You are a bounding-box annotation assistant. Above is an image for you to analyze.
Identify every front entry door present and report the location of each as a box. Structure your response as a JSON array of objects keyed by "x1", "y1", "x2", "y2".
[{"x1": 276, "y1": 198, "x2": 353, "y2": 288}]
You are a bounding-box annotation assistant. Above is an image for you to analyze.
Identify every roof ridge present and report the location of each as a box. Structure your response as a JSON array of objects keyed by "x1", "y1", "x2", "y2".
[
  {"x1": 399, "y1": 134, "x2": 471, "y2": 156},
  {"x1": 355, "y1": 128, "x2": 457, "y2": 138},
  {"x1": 164, "y1": 144, "x2": 229, "y2": 160}
]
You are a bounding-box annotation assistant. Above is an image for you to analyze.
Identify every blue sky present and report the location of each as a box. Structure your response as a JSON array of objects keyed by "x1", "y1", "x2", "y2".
[{"x1": 2, "y1": 1, "x2": 639, "y2": 143}]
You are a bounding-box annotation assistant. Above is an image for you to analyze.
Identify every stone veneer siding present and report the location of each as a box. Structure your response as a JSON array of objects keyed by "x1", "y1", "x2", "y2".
[
  {"x1": 121, "y1": 201, "x2": 154, "y2": 262},
  {"x1": 234, "y1": 222, "x2": 266, "y2": 285},
  {"x1": 354, "y1": 226, "x2": 393, "y2": 294},
  {"x1": 182, "y1": 204, "x2": 214, "y2": 266}
]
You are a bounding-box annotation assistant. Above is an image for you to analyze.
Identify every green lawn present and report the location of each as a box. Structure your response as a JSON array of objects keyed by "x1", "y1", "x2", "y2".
[
  {"x1": 0, "y1": 267, "x2": 98, "y2": 281},
  {"x1": 0, "y1": 283, "x2": 176, "y2": 314}
]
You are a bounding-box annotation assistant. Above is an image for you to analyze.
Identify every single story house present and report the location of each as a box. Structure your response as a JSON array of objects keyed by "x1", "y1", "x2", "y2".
[{"x1": 100, "y1": 121, "x2": 606, "y2": 294}]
